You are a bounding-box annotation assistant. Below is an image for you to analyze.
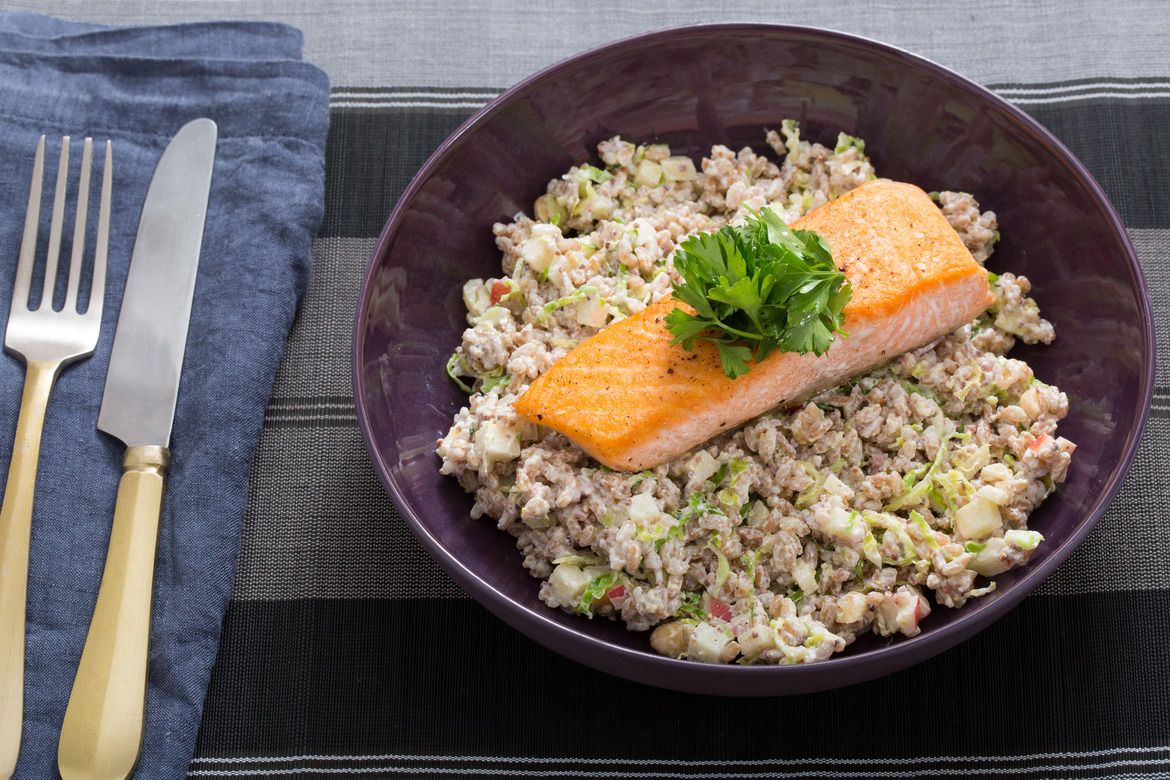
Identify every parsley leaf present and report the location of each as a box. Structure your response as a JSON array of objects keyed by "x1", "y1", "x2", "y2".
[
  {"x1": 715, "y1": 341, "x2": 752, "y2": 379},
  {"x1": 665, "y1": 208, "x2": 851, "y2": 378}
]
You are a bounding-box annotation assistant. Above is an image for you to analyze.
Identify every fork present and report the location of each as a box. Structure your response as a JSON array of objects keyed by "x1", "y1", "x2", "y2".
[{"x1": 0, "y1": 135, "x2": 111, "y2": 779}]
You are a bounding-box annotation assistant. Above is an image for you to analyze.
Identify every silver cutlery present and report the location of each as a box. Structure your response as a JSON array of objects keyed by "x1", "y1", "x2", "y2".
[
  {"x1": 0, "y1": 135, "x2": 111, "y2": 780},
  {"x1": 57, "y1": 118, "x2": 216, "y2": 780}
]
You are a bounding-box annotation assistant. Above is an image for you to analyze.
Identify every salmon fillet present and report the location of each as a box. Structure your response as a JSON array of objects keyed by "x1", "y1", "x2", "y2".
[{"x1": 513, "y1": 179, "x2": 995, "y2": 471}]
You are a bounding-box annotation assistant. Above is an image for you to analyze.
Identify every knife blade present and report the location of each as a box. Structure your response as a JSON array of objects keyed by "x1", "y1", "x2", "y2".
[
  {"x1": 97, "y1": 118, "x2": 216, "y2": 446},
  {"x1": 58, "y1": 118, "x2": 217, "y2": 780}
]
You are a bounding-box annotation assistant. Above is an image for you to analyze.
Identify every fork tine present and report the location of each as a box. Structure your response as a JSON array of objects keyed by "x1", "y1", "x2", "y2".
[
  {"x1": 13, "y1": 136, "x2": 45, "y2": 311},
  {"x1": 86, "y1": 140, "x2": 112, "y2": 322},
  {"x1": 64, "y1": 138, "x2": 93, "y2": 313},
  {"x1": 39, "y1": 136, "x2": 71, "y2": 311}
]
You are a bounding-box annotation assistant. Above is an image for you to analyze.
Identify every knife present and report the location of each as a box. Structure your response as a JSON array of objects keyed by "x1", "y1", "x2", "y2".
[{"x1": 57, "y1": 118, "x2": 217, "y2": 780}]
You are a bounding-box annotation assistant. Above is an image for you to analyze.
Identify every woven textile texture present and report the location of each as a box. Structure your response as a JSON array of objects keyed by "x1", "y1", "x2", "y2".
[{"x1": 4, "y1": 1, "x2": 1168, "y2": 778}]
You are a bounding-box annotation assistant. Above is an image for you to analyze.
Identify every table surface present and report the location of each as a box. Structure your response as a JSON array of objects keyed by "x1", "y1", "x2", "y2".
[{"x1": 8, "y1": 1, "x2": 1170, "y2": 778}]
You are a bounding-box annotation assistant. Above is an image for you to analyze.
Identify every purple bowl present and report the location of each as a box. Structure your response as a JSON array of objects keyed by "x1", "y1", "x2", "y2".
[{"x1": 353, "y1": 24, "x2": 1154, "y2": 695}]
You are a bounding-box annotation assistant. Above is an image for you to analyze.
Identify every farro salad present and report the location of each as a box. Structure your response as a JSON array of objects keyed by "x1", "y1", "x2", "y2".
[{"x1": 436, "y1": 121, "x2": 1075, "y2": 665}]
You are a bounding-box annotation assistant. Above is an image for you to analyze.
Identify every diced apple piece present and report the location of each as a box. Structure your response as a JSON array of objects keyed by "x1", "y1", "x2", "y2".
[
  {"x1": 953, "y1": 443, "x2": 990, "y2": 477},
  {"x1": 737, "y1": 624, "x2": 777, "y2": 659},
  {"x1": 968, "y1": 540, "x2": 1011, "y2": 577},
  {"x1": 474, "y1": 421, "x2": 520, "y2": 465},
  {"x1": 574, "y1": 295, "x2": 609, "y2": 328},
  {"x1": 631, "y1": 218, "x2": 657, "y2": 248},
  {"x1": 685, "y1": 622, "x2": 733, "y2": 664},
  {"x1": 979, "y1": 463, "x2": 1013, "y2": 483},
  {"x1": 1018, "y1": 386, "x2": 1044, "y2": 419},
  {"x1": 874, "y1": 586, "x2": 928, "y2": 637},
  {"x1": 976, "y1": 484, "x2": 1011, "y2": 506},
  {"x1": 520, "y1": 224, "x2": 561, "y2": 274},
  {"x1": 661, "y1": 156, "x2": 697, "y2": 181},
  {"x1": 955, "y1": 495, "x2": 1003, "y2": 540},
  {"x1": 584, "y1": 194, "x2": 614, "y2": 220},
  {"x1": 815, "y1": 504, "x2": 862, "y2": 546},
  {"x1": 792, "y1": 558, "x2": 819, "y2": 595},
  {"x1": 643, "y1": 143, "x2": 670, "y2": 161},
  {"x1": 462, "y1": 279, "x2": 490, "y2": 317},
  {"x1": 688, "y1": 450, "x2": 718, "y2": 484},
  {"x1": 634, "y1": 159, "x2": 663, "y2": 187},
  {"x1": 548, "y1": 563, "x2": 592, "y2": 604},
  {"x1": 822, "y1": 473, "x2": 853, "y2": 499},
  {"x1": 835, "y1": 591, "x2": 868, "y2": 624},
  {"x1": 628, "y1": 493, "x2": 662, "y2": 526},
  {"x1": 520, "y1": 237, "x2": 554, "y2": 274},
  {"x1": 534, "y1": 194, "x2": 567, "y2": 225}
]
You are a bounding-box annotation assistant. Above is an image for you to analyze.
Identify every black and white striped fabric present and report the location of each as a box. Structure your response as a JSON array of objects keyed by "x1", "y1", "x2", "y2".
[{"x1": 12, "y1": 2, "x2": 1168, "y2": 777}]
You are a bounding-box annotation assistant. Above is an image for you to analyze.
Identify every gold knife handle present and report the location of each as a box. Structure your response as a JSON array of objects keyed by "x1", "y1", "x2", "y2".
[
  {"x1": 58, "y1": 445, "x2": 169, "y2": 780},
  {"x1": 0, "y1": 360, "x2": 59, "y2": 780}
]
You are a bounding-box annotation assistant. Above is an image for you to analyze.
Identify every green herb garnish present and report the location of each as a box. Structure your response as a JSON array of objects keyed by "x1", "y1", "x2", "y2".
[{"x1": 664, "y1": 208, "x2": 851, "y2": 379}]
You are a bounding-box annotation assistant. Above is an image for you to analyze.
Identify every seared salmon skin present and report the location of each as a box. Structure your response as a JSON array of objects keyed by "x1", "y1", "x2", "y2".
[{"x1": 513, "y1": 179, "x2": 995, "y2": 471}]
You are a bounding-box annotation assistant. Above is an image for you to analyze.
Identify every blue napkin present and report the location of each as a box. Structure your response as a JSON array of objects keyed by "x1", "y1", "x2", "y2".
[{"x1": 0, "y1": 13, "x2": 329, "y2": 778}]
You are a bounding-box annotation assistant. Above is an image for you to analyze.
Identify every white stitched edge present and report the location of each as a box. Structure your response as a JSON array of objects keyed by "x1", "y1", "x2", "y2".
[
  {"x1": 1004, "y1": 91, "x2": 1170, "y2": 104},
  {"x1": 330, "y1": 90, "x2": 500, "y2": 99},
  {"x1": 993, "y1": 81, "x2": 1170, "y2": 95},
  {"x1": 329, "y1": 100, "x2": 492, "y2": 109}
]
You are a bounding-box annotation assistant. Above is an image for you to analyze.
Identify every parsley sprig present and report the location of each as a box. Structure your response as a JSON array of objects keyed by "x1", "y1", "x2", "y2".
[{"x1": 664, "y1": 208, "x2": 852, "y2": 379}]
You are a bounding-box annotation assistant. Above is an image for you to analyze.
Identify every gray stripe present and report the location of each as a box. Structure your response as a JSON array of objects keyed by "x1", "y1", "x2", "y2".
[
  {"x1": 1033, "y1": 228, "x2": 1170, "y2": 596},
  {"x1": 233, "y1": 424, "x2": 461, "y2": 600},
  {"x1": 267, "y1": 237, "x2": 364, "y2": 399},
  {"x1": 232, "y1": 231, "x2": 1167, "y2": 600},
  {"x1": 11, "y1": 1, "x2": 1170, "y2": 89},
  {"x1": 1132, "y1": 228, "x2": 1170, "y2": 389},
  {"x1": 233, "y1": 237, "x2": 462, "y2": 601},
  {"x1": 325, "y1": 86, "x2": 1170, "y2": 112}
]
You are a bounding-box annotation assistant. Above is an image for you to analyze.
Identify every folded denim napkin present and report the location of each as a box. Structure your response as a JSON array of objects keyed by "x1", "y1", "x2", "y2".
[{"x1": 0, "y1": 12, "x2": 329, "y2": 778}]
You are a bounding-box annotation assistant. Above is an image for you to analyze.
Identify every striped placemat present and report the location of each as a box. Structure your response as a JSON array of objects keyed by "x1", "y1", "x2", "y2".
[{"x1": 11, "y1": 2, "x2": 1168, "y2": 777}]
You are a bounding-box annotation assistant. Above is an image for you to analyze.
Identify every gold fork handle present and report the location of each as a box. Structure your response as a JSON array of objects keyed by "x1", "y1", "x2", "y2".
[
  {"x1": 58, "y1": 445, "x2": 168, "y2": 780},
  {"x1": 0, "y1": 359, "x2": 61, "y2": 779}
]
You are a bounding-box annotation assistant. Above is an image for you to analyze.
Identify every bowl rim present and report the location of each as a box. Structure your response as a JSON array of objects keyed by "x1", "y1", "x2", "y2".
[{"x1": 352, "y1": 22, "x2": 1156, "y2": 694}]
